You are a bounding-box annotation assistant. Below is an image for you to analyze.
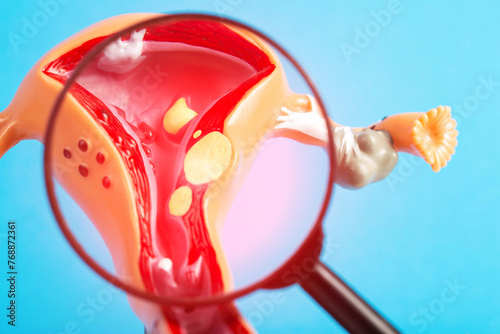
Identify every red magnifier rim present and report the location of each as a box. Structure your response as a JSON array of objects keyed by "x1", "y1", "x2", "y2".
[{"x1": 43, "y1": 12, "x2": 336, "y2": 307}]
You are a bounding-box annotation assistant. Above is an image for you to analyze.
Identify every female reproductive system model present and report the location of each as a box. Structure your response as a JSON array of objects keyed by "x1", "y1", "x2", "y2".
[{"x1": 0, "y1": 14, "x2": 457, "y2": 334}]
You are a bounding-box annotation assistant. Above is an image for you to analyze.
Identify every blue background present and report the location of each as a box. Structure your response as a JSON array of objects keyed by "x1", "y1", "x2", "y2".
[{"x1": 0, "y1": 1, "x2": 498, "y2": 333}]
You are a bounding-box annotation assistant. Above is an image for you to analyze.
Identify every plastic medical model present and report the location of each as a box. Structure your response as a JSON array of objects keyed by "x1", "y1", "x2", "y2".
[{"x1": 0, "y1": 14, "x2": 457, "y2": 334}]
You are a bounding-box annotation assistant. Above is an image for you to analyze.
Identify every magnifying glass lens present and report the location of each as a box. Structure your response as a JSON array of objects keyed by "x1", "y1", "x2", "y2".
[{"x1": 46, "y1": 15, "x2": 333, "y2": 304}]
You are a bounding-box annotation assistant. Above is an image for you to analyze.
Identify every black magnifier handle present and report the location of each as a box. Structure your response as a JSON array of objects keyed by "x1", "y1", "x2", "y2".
[{"x1": 299, "y1": 261, "x2": 400, "y2": 334}]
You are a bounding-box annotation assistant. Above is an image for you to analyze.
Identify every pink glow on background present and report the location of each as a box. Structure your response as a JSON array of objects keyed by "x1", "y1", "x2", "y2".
[{"x1": 221, "y1": 137, "x2": 329, "y2": 289}]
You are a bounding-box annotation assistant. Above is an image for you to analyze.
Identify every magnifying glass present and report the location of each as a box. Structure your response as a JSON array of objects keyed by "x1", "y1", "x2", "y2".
[{"x1": 43, "y1": 13, "x2": 399, "y2": 334}]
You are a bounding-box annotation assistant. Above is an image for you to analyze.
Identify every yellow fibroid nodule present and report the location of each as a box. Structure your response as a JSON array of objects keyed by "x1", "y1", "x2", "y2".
[{"x1": 163, "y1": 98, "x2": 198, "y2": 135}]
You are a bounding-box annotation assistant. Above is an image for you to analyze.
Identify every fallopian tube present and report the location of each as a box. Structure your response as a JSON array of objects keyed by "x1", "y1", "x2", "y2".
[
  {"x1": 0, "y1": 14, "x2": 457, "y2": 334},
  {"x1": 275, "y1": 93, "x2": 457, "y2": 188}
]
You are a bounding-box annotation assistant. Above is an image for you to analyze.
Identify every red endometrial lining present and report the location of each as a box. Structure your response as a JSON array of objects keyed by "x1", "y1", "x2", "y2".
[{"x1": 43, "y1": 20, "x2": 275, "y2": 331}]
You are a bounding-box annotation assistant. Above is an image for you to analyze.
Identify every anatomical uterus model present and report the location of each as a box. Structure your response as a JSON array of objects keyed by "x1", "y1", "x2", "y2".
[{"x1": 0, "y1": 14, "x2": 457, "y2": 334}]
